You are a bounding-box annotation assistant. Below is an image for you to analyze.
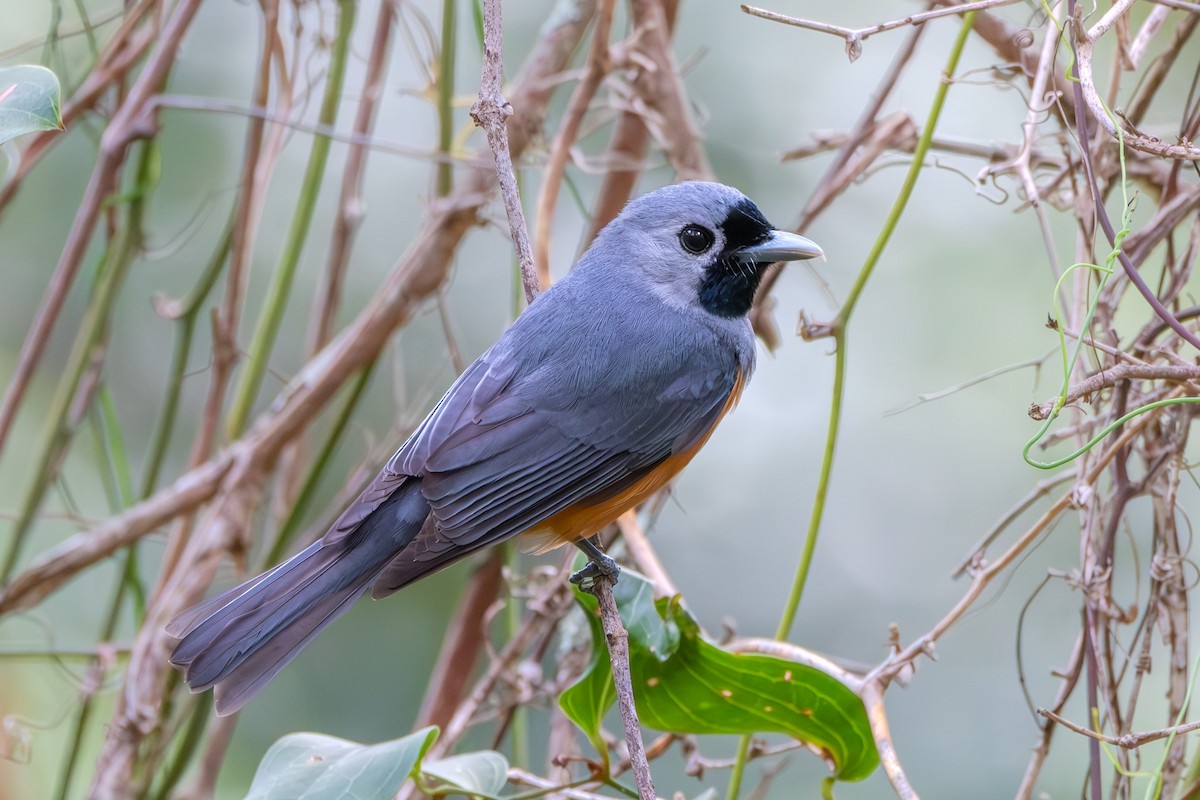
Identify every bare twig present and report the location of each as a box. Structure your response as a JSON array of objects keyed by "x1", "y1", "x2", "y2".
[
  {"x1": 586, "y1": 574, "x2": 656, "y2": 800},
  {"x1": 860, "y1": 680, "x2": 919, "y2": 800},
  {"x1": 750, "y1": 15, "x2": 928, "y2": 348},
  {"x1": 1072, "y1": 6, "x2": 1200, "y2": 161},
  {"x1": 533, "y1": 0, "x2": 617, "y2": 285},
  {"x1": 1028, "y1": 363, "x2": 1200, "y2": 420},
  {"x1": 414, "y1": 551, "x2": 506, "y2": 730},
  {"x1": 309, "y1": 0, "x2": 396, "y2": 355},
  {"x1": 410, "y1": 573, "x2": 574, "y2": 769},
  {"x1": 616, "y1": 511, "x2": 678, "y2": 598},
  {"x1": 742, "y1": 0, "x2": 1019, "y2": 60},
  {"x1": 1039, "y1": 708, "x2": 1200, "y2": 749},
  {"x1": 471, "y1": 0, "x2": 539, "y2": 304},
  {"x1": 583, "y1": 0, "x2": 682, "y2": 242},
  {"x1": 621, "y1": 0, "x2": 712, "y2": 182}
]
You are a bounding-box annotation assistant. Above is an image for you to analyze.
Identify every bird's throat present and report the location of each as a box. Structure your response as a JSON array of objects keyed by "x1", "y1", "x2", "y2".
[{"x1": 698, "y1": 258, "x2": 763, "y2": 318}]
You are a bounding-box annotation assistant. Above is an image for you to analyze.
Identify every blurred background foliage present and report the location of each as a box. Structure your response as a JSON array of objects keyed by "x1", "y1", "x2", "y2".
[{"x1": 1, "y1": 0, "x2": 1198, "y2": 798}]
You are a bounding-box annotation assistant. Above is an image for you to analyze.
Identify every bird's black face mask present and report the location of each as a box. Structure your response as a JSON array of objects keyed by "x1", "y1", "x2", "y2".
[{"x1": 698, "y1": 199, "x2": 775, "y2": 318}]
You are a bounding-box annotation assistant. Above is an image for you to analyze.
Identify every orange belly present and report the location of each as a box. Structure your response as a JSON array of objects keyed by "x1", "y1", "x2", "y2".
[{"x1": 519, "y1": 367, "x2": 745, "y2": 552}]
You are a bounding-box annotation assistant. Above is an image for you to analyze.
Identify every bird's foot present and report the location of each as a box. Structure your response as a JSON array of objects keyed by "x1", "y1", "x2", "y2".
[{"x1": 569, "y1": 552, "x2": 620, "y2": 587}]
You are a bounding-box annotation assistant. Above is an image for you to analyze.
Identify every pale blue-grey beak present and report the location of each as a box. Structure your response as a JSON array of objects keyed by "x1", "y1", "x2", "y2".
[{"x1": 734, "y1": 229, "x2": 824, "y2": 264}]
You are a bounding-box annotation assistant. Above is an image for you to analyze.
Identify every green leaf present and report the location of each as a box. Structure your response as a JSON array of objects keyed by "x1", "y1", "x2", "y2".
[
  {"x1": 0, "y1": 65, "x2": 63, "y2": 145},
  {"x1": 560, "y1": 565, "x2": 879, "y2": 783},
  {"x1": 244, "y1": 727, "x2": 438, "y2": 800},
  {"x1": 558, "y1": 601, "x2": 616, "y2": 759},
  {"x1": 421, "y1": 751, "x2": 510, "y2": 796}
]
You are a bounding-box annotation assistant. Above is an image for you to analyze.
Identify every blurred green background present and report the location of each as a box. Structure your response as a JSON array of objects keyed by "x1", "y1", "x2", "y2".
[{"x1": 2, "y1": 0, "x2": 1191, "y2": 797}]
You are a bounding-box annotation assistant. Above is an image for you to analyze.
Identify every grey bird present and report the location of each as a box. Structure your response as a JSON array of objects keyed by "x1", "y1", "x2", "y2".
[{"x1": 167, "y1": 181, "x2": 824, "y2": 715}]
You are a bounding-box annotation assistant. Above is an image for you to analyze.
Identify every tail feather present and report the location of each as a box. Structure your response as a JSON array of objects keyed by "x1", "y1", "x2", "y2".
[
  {"x1": 213, "y1": 577, "x2": 366, "y2": 715},
  {"x1": 167, "y1": 478, "x2": 429, "y2": 715}
]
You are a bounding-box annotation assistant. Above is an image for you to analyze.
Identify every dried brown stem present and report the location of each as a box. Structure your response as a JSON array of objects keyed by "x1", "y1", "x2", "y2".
[
  {"x1": 309, "y1": 0, "x2": 395, "y2": 355},
  {"x1": 1039, "y1": 708, "x2": 1200, "y2": 749},
  {"x1": 472, "y1": 0, "x2": 540, "y2": 304},
  {"x1": 742, "y1": 0, "x2": 1019, "y2": 61},
  {"x1": 1028, "y1": 363, "x2": 1200, "y2": 420},
  {"x1": 622, "y1": 0, "x2": 712, "y2": 182},
  {"x1": 1072, "y1": 6, "x2": 1200, "y2": 160},
  {"x1": 534, "y1": 0, "x2": 616, "y2": 285},
  {"x1": 414, "y1": 550, "x2": 506, "y2": 730},
  {"x1": 584, "y1": 0, "x2": 682, "y2": 242},
  {"x1": 616, "y1": 510, "x2": 677, "y2": 598}
]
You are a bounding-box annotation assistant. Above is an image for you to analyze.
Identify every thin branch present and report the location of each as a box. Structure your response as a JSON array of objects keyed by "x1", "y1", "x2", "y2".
[
  {"x1": 741, "y1": 0, "x2": 1020, "y2": 60},
  {"x1": 308, "y1": 0, "x2": 396, "y2": 354},
  {"x1": 471, "y1": 0, "x2": 539, "y2": 304},
  {"x1": 868, "y1": 410, "x2": 1162, "y2": 688},
  {"x1": 586, "y1": 574, "x2": 656, "y2": 800},
  {"x1": 414, "y1": 551, "x2": 506, "y2": 730},
  {"x1": 860, "y1": 680, "x2": 919, "y2": 800},
  {"x1": 1072, "y1": 5, "x2": 1200, "y2": 160},
  {"x1": 750, "y1": 15, "x2": 928, "y2": 348},
  {"x1": 622, "y1": 0, "x2": 712, "y2": 181},
  {"x1": 1039, "y1": 708, "x2": 1200, "y2": 749},
  {"x1": 583, "y1": 0, "x2": 682, "y2": 243},
  {"x1": 533, "y1": 0, "x2": 617, "y2": 285},
  {"x1": 615, "y1": 511, "x2": 677, "y2": 598},
  {"x1": 1028, "y1": 363, "x2": 1200, "y2": 420}
]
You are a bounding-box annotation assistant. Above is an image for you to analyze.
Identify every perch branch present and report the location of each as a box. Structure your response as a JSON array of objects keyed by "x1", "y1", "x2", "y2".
[{"x1": 586, "y1": 574, "x2": 656, "y2": 800}]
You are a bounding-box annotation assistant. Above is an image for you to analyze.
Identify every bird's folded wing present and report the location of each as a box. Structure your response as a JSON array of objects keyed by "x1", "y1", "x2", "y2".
[{"x1": 366, "y1": 348, "x2": 739, "y2": 595}]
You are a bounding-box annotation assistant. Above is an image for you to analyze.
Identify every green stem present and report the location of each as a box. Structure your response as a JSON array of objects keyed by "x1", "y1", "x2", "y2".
[
  {"x1": 148, "y1": 694, "x2": 213, "y2": 800},
  {"x1": 56, "y1": 398, "x2": 137, "y2": 800},
  {"x1": 52, "y1": 137, "x2": 157, "y2": 796},
  {"x1": 264, "y1": 361, "x2": 376, "y2": 565},
  {"x1": 726, "y1": 13, "x2": 978, "y2": 800},
  {"x1": 504, "y1": 543, "x2": 530, "y2": 767},
  {"x1": 1, "y1": 140, "x2": 156, "y2": 582},
  {"x1": 226, "y1": 0, "x2": 357, "y2": 437},
  {"x1": 437, "y1": 0, "x2": 457, "y2": 197},
  {"x1": 140, "y1": 221, "x2": 232, "y2": 498}
]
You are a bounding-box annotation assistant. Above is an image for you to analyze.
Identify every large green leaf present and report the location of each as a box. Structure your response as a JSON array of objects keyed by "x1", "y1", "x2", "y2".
[
  {"x1": 560, "y1": 567, "x2": 878, "y2": 783},
  {"x1": 244, "y1": 727, "x2": 437, "y2": 800},
  {"x1": 0, "y1": 65, "x2": 63, "y2": 145},
  {"x1": 422, "y1": 751, "x2": 510, "y2": 796}
]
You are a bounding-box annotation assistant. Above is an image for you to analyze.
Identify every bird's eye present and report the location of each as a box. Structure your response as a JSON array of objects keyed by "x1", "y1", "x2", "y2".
[{"x1": 679, "y1": 224, "x2": 715, "y2": 254}]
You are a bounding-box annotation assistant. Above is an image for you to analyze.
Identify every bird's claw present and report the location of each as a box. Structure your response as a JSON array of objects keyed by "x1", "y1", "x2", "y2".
[{"x1": 569, "y1": 552, "x2": 620, "y2": 587}]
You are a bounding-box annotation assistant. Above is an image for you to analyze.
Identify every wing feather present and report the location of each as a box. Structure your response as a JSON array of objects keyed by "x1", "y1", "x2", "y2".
[{"x1": 365, "y1": 299, "x2": 746, "y2": 590}]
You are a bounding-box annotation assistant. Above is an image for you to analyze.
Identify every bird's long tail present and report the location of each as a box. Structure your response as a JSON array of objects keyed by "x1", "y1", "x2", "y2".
[{"x1": 167, "y1": 480, "x2": 429, "y2": 715}]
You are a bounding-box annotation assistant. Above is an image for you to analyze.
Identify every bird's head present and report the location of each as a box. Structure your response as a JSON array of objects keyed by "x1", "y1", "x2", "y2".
[{"x1": 585, "y1": 181, "x2": 824, "y2": 318}]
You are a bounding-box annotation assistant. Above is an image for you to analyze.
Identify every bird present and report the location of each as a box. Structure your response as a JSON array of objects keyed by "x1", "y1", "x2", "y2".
[{"x1": 167, "y1": 180, "x2": 824, "y2": 715}]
